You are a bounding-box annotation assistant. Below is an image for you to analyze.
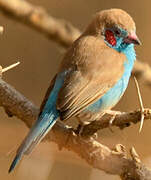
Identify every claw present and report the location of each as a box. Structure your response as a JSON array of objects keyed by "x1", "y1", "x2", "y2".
[
  {"x1": 109, "y1": 116, "x2": 115, "y2": 133},
  {"x1": 76, "y1": 124, "x2": 84, "y2": 136},
  {"x1": 105, "y1": 110, "x2": 118, "y2": 133}
]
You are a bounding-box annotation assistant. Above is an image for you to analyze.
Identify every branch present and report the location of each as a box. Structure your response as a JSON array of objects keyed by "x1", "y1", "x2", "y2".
[
  {"x1": 0, "y1": 0, "x2": 150, "y2": 179},
  {"x1": 0, "y1": 74, "x2": 151, "y2": 179},
  {"x1": 50, "y1": 122, "x2": 151, "y2": 180},
  {"x1": 0, "y1": 0, "x2": 80, "y2": 48},
  {"x1": 81, "y1": 109, "x2": 151, "y2": 137}
]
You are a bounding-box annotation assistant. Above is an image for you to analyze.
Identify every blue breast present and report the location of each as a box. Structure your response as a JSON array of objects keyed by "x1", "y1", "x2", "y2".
[{"x1": 86, "y1": 43, "x2": 136, "y2": 112}]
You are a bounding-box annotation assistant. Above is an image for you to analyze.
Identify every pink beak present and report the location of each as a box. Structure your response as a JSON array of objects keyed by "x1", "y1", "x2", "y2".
[{"x1": 124, "y1": 32, "x2": 141, "y2": 45}]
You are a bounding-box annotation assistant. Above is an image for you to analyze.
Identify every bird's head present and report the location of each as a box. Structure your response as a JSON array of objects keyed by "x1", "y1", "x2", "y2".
[{"x1": 84, "y1": 9, "x2": 141, "y2": 51}]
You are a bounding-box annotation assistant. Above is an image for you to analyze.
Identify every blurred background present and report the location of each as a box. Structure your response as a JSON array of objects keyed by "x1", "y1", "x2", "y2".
[{"x1": 0, "y1": 0, "x2": 150, "y2": 179}]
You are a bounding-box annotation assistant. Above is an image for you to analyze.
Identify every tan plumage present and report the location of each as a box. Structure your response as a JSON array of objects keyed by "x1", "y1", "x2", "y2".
[{"x1": 85, "y1": 9, "x2": 136, "y2": 35}]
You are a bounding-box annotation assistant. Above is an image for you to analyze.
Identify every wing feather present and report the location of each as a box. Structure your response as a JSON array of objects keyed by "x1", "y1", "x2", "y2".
[{"x1": 57, "y1": 36, "x2": 126, "y2": 120}]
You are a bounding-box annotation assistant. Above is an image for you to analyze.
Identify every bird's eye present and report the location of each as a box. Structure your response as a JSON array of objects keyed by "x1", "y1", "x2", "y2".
[{"x1": 114, "y1": 28, "x2": 121, "y2": 36}]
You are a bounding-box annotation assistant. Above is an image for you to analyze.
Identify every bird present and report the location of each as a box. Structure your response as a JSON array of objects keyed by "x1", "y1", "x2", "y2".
[{"x1": 8, "y1": 8, "x2": 141, "y2": 173}]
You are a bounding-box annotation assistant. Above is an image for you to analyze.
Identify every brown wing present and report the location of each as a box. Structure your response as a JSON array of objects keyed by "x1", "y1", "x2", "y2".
[{"x1": 57, "y1": 36, "x2": 126, "y2": 120}]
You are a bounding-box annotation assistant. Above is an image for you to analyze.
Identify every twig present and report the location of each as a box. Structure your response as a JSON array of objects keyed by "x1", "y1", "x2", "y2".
[
  {"x1": 0, "y1": 78, "x2": 39, "y2": 125},
  {"x1": 81, "y1": 109, "x2": 151, "y2": 137},
  {"x1": 0, "y1": 74, "x2": 151, "y2": 179},
  {"x1": 2, "y1": 61, "x2": 20, "y2": 73},
  {"x1": 0, "y1": 0, "x2": 80, "y2": 48},
  {"x1": 0, "y1": 62, "x2": 20, "y2": 78}
]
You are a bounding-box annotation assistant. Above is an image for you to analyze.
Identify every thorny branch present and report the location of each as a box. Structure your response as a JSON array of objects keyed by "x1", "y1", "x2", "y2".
[
  {"x1": 81, "y1": 109, "x2": 151, "y2": 137},
  {"x1": 0, "y1": 0, "x2": 151, "y2": 179}
]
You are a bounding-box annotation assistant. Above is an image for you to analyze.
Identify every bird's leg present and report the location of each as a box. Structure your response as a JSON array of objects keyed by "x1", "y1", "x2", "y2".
[
  {"x1": 103, "y1": 110, "x2": 119, "y2": 132},
  {"x1": 76, "y1": 117, "x2": 86, "y2": 135},
  {"x1": 76, "y1": 117, "x2": 98, "y2": 139},
  {"x1": 58, "y1": 123, "x2": 75, "y2": 151}
]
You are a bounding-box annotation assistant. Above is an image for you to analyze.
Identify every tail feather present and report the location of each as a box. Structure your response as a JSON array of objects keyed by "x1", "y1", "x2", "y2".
[
  {"x1": 8, "y1": 112, "x2": 58, "y2": 173},
  {"x1": 8, "y1": 154, "x2": 22, "y2": 173}
]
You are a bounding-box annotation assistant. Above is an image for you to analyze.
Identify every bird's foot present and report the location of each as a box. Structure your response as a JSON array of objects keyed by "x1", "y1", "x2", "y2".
[
  {"x1": 58, "y1": 126, "x2": 75, "y2": 151},
  {"x1": 76, "y1": 124, "x2": 84, "y2": 136},
  {"x1": 92, "y1": 132, "x2": 98, "y2": 139},
  {"x1": 109, "y1": 115, "x2": 116, "y2": 133},
  {"x1": 104, "y1": 110, "x2": 119, "y2": 132},
  {"x1": 75, "y1": 117, "x2": 89, "y2": 136}
]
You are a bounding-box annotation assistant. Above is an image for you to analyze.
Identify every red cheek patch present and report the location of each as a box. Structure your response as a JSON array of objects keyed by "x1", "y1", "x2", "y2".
[{"x1": 105, "y1": 30, "x2": 116, "y2": 46}]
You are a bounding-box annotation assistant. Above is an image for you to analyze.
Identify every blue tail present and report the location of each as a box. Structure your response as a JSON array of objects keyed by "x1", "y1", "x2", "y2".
[
  {"x1": 8, "y1": 112, "x2": 59, "y2": 173},
  {"x1": 8, "y1": 73, "x2": 66, "y2": 173},
  {"x1": 9, "y1": 154, "x2": 22, "y2": 173}
]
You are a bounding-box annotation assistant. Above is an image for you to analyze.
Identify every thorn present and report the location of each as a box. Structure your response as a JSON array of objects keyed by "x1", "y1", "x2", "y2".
[
  {"x1": 139, "y1": 113, "x2": 145, "y2": 133},
  {"x1": 133, "y1": 76, "x2": 144, "y2": 133},
  {"x1": 130, "y1": 146, "x2": 141, "y2": 163},
  {"x1": 2, "y1": 62, "x2": 20, "y2": 73},
  {"x1": 0, "y1": 26, "x2": 4, "y2": 34}
]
